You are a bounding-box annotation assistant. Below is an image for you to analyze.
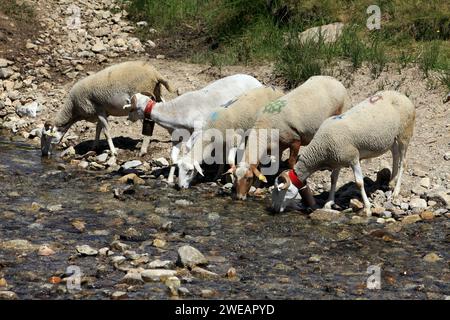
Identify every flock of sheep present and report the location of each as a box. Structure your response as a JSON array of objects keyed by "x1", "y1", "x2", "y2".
[{"x1": 39, "y1": 60, "x2": 416, "y2": 216}]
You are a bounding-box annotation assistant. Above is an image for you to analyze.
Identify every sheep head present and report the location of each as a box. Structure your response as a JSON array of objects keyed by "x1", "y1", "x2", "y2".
[
  {"x1": 177, "y1": 157, "x2": 203, "y2": 189},
  {"x1": 125, "y1": 92, "x2": 155, "y2": 122},
  {"x1": 233, "y1": 162, "x2": 267, "y2": 200},
  {"x1": 40, "y1": 121, "x2": 64, "y2": 157}
]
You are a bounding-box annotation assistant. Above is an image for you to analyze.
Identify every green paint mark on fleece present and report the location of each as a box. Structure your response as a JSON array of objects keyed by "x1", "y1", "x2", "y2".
[{"x1": 263, "y1": 100, "x2": 287, "y2": 114}]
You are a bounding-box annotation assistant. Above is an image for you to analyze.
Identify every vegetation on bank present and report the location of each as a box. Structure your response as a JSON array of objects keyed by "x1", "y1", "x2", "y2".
[{"x1": 117, "y1": 1, "x2": 448, "y2": 88}]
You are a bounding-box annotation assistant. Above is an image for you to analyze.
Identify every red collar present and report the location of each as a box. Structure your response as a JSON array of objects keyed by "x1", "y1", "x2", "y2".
[
  {"x1": 288, "y1": 169, "x2": 304, "y2": 189},
  {"x1": 144, "y1": 99, "x2": 156, "y2": 119}
]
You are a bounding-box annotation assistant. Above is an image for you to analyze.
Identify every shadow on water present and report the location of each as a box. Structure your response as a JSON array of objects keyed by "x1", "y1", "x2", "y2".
[{"x1": 0, "y1": 136, "x2": 448, "y2": 299}]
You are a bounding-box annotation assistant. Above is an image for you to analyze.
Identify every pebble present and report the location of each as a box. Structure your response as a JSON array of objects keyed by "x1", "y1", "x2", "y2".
[
  {"x1": 78, "y1": 160, "x2": 89, "y2": 169},
  {"x1": 420, "y1": 177, "x2": 431, "y2": 189},
  {"x1": 153, "y1": 157, "x2": 169, "y2": 167},
  {"x1": 76, "y1": 245, "x2": 98, "y2": 256},
  {"x1": 191, "y1": 266, "x2": 220, "y2": 278},
  {"x1": 118, "y1": 173, "x2": 145, "y2": 185},
  {"x1": 201, "y1": 289, "x2": 217, "y2": 298},
  {"x1": 111, "y1": 291, "x2": 128, "y2": 300},
  {"x1": 307, "y1": 255, "x2": 321, "y2": 263},
  {"x1": 226, "y1": 267, "x2": 237, "y2": 278},
  {"x1": 164, "y1": 276, "x2": 181, "y2": 296},
  {"x1": 409, "y1": 198, "x2": 427, "y2": 210},
  {"x1": 0, "y1": 68, "x2": 14, "y2": 79},
  {"x1": 121, "y1": 269, "x2": 144, "y2": 285},
  {"x1": 376, "y1": 218, "x2": 385, "y2": 224},
  {"x1": 0, "y1": 291, "x2": 18, "y2": 300},
  {"x1": 175, "y1": 199, "x2": 193, "y2": 206},
  {"x1": 423, "y1": 252, "x2": 442, "y2": 263},
  {"x1": 122, "y1": 160, "x2": 142, "y2": 170},
  {"x1": 177, "y1": 245, "x2": 208, "y2": 267},
  {"x1": 153, "y1": 239, "x2": 167, "y2": 248},
  {"x1": 0, "y1": 239, "x2": 37, "y2": 252},
  {"x1": 96, "y1": 153, "x2": 108, "y2": 163},
  {"x1": 0, "y1": 278, "x2": 7, "y2": 287},
  {"x1": 444, "y1": 152, "x2": 450, "y2": 161},
  {"x1": 401, "y1": 214, "x2": 422, "y2": 225},
  {"x1": 420, "y1": 211, "x2": 435, "y2": 220},
  {"x1": 148, "y1": 260, "x2": 174, "y2": 269},
  {"x1": 349, "y1": 198, "x2": 364, "y2": 211},
  {"x1": 309, "y1": 208, "x2": 345, "y2": 223},
  {"x1": 38, "y1": 245, "x2": 56, "y2": 256},
  {"x1": 141, "y1": 269, "x2": 178, "y2": 282},
  {"x1": 111, "y1": 241, "x2": 130, "y2": 252}
]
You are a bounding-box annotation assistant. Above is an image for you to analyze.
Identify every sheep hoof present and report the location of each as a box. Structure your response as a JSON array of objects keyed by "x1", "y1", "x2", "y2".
[{"x1": 364, "y1": 207, "x2": 372, "y2": 217}]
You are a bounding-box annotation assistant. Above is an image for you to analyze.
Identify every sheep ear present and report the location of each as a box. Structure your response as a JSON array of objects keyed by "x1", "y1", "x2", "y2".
[
  {"x1": 193, "y1": 161, "x2": 204, "y2": 176},
  {"x1": 123, "y1": 104, "x2": 132, "y2": 110}
]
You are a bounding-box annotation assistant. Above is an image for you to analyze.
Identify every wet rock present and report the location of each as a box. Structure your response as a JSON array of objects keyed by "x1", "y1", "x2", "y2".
[
  {"x1": 178, "y1": 287, "x2": 190, "y2": 296},
  {"x1": 111, "y1": 256, "x2": 126, "y2": 265},
  {"x1": 121, "y1": 269, "x2": 144, "y2": 285},
  {"x1": 111, "y1": 241, "x2": 130, "y2": 252},
  {"x1": 71, "y1": 220, "x2": 86, "y2": 232},
  {"x1": 307, "y1": 255, "x2": 321, "y2": 263},
  {"x1": 177, "y1": 245, "x2": 208, "y2": 267},
  {"x1": 76, "y1": 245, "x2": 98, "y2": 256},
  {"x1": 0, "y1": 291, "x2": 18, "y2": 300},
  {"x1": 47, "y1": 204, "x2": 63, "y2": 212},
  {"x1": 153, "y1": 239, "x2": 167, "y2": 248},
  {"x1": 201, "y1": 289, "x2": 217, "y2": 298},
  {"x1": 38, "y1": 245, "x2": 55, "y2": 256},
  {"x1": 141, "y1": 269, "x2": 178, "y2": 282},
  {"x1": 191, "y1": 266, "x2": 220, "y2": 279},
  {"x1": 401, "y1": 214, "x2": 422, "y2": 225},
  {"x1": 148, "y1": 260, "x2": 174, "y2": 269},
  {"x1": 0, "y1": 278, "x2": 7, "y2": 287},
  {"x1": 78, "y1": 160, "x2": 89, "y2": 169},
  {"x1": 376, "y1": 218, "x2": 385, "y2": 224},
  {"x1": 175, "y1": 199, "x2": 193, "y2": 207},
  {"x1": 118, "y1": 173, "x2": 145, "y2": 185},
  {"x1": 122, "y1": 160, "x2": 142, "y2": 170},
  {"x1": 98, "y1": 247, "x2": 111, "y2": 256},
  {"x1": 423, "y1": 252, "x2": 442, "y2": 263},
  {"x1": 111, "y1": 291, "x2": 128, "y2": 300},
  {"x1": 164, "y1": 276, "x2": 180, "y2": 296},
  {"x1": 0, "y1": 239, "x2": 37, "y2": 253},
  {"x1": 226, "y1": 267, "x2": 237, "y2": 279},
  {"x1": 409, "y1": 198, "x2": 427, "y2": 210},
  {"x1": 310, "y1": 208, "x2": 345, "y2": 222},
  {"x1": 420, "y1": 211, "x2": 435, "y2": 220}
]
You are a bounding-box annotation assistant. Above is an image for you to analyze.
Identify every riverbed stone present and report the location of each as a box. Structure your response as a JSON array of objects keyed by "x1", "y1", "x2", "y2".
[
  {"x1": 310, "y1": 208, "x2": 345, "y2": 222},
  {"x1": 141, "y1": 269, "x2": 178, "y2": 282},
  {"x1": 177, "y1": 245, "x2": 208, "y2": 267},
  {"x1": 0, "y1": 239, "x2": 38, "y2": 252},
  {"x1": 423, "y1": 252, "x2": 442, "y2": 263},
  {"x1": 409, "y1": 198, "x2": 427, "y2": 210},
  {"x1": 122, "y1": 160, "x2": 142, "y2": 170},
  {"x1": 76, "y1": 245, "x2": 98, "y2": 256},
  {"x1": 0, "y1": 291, "x2": 18, "y2": 300},
  {"x1": 401, "y1": 214, "x2": 422, "y2": 225}
]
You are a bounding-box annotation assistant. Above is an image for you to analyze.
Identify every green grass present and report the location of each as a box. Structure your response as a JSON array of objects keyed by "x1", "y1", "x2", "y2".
[{"x1": 125, "y1": 0, "x2": 450, "y2": 87}]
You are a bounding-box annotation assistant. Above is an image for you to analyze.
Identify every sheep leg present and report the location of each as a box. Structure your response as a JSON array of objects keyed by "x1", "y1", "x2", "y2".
[
  {"x1": 92, "y1": 121, "x2": 102, "y2": 150},
  {"x1": 324, "y1": 168, "x2": 341, "y2": 209},
  {"x1": 288, "y1": 140, "x2": 301, "y2": 168},
  {"x1": 98, "y1": 114, "x2": 117, "y2": 156},
  {"x1": 351, "y1": 161, "x2": 372, "y2": 216},
  {"x1": 389, "y1": 141, "x2": 400, "y2": 190},
  {"x1": 167, "y1": 141, "x2": 181, "y2": 184},
  {"x1": 139, "y1": 136, "x2": 151, "y2": 157},
  {"x1": 392, "y1": 141, "x2": 407, "y2": 198}
]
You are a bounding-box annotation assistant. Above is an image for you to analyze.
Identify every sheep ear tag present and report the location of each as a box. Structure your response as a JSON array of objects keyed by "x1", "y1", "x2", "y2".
[
  {"x1": 258, "y1": 174, "x2": 268, "y2": 183},
  {"x1": 142, "y1": 100, "x2": 156, "y2": 136}
]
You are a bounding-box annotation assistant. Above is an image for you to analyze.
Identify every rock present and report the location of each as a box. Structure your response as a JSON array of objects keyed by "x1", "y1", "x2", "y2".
[
  {"x1": 177, "y1": 245, "x2": 208, "y2": 267},
  {"x1": 96, "y1": 153, "x2": 108, "y2": 163},
  {"x1": 38, "y1": 245, "x2": 55, "y2": 256},
  {"x1": 61, "y1": 146, "x2": 76, "y2": 158},
  {"x1": 420, "y1": 177, "x2": 431, "y2": 189},
  {"x1": 111, "y1": 291, "x2": 128, "y2": 300},
  {"x1": 423, "y1": 252, "x2": 442, "y2": 263},
  {"x1": 153, "y1": 157, "x2": 169, "y2": 167},
  {"x1": 0, "y1": 68, "x2": 13, "y2": 79},
  {"x1": 98, "y1": 247, "x2": 111, "y2": 256},
  {"x1": 156, "y1": 54, "x2": 165, "y2": 59},
  {"x1": 111, "y1": 241, "x2": 130, "y2": 252},
  {"x1": 91, "y1": 42, "x2": 106, "y2": 53},
  {"x1": 401, "y1": 214, "x2": 422, "y2": 225},
  {"x1": 71, "y1": 220, "x2": 86, "y2": 232},
  {"x1": 226, "y1": 267, "x2": 237, "y2": 278},
  {"x1": 76, "y1": 245, "x2": 98, "y2": 256},
  {"x1": 141, "y1": 269, "x2": 177, "y2": 282},
  {"x1": 427, "y1": 189, "x2": 450, "y2": 208},
  {"x1": 136, "y1": 21, "x2": 148, "y2": 27},
  {"x1": 0, "y1": 239, "x2": 37, "y2": 252},
  {"x1": 307, "y1": 255, "x2": 321, "y2": 263},
  {"x1": 175, "y1": 199, "x2": 193, "y2": 207},
  {"x1": 146, "y1": 40, "x2": 156, "y2": 48},
  {"x1": 111, "y1": 256, "x2": 126, "y2": 265},
  {"x1": 16, "y1": 101, "x2": 41, "y2": 118},
  {"x1": 78, "y1": 160, "x2": 89, "y2": 169},
  {"x1": 122, "y1": 160, "x2": 142, "y2": 170},
  {"x1": 349, "y1": 198, "x2": 364, "y2": 211},
  {"x1": 121, "y1": 269, "x2": 144, "y2": 285},
  {"x1": 400, "y1": 202, "x2": 409, "y2": 210},
  {"x1": 201, "y1": 289, "x2": 217, "y2": 298},
  {"x1": 152, "y1": 239, "x2": 167, "y2": 248},
  {"x1": 118, "y1": 173, "x2": 145, "y2": 185},
  {"x1": 148, "y1": 260, "x2": 174, "y2": 269},
  {"x1": 0, "y1": 291, "x2": 18, "y2": 300},
  {"x1": 164, "y1": 276, "x2": 180, "y2": 296},
  {"x1": 376, "y1": 218, "x2": 385, "y2": 224},
  {"x1": 409, "y1": 198, "x2": 427, "y2": 210},
  {"x1": 106, "y1": 156, "x2": 117, "y2": 167},
  {"x1": 0, "y1": 58, "x2": 13, "y2": 68},
  {"x1": 420, "y1": 211, "x2": 435, "y2": 220},
  {"x1": 298, "y1": 22, "x2": 345, "y2": 44},
  {"x1": 309, "y1": 208, "x2": 345, "y2": 222},
  {"x1": 191, "y1": 266, "x2": 220, "y2": 279},
  {"x1": 47, "y1": 204, "x2": 63, "y2": 212},
  {"x1": 0, "y1": 278, "x2": 7, "y2": 287}
]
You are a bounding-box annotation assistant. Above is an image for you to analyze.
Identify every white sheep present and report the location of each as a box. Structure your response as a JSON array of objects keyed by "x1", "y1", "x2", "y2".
[
  {"x1": 176, "y1": 86, "x2": 285, "y2": 189},
  {"x1": 272, "y1": 90, "x2": 416, "y2": 215},
  {"x1": 40, "y1": 60, "x2": 174, "y2": 157},
  {"x1": 233, "y1": 75, "x2": 351, "y2": 201},
  {"x1": 123, "y1": 74, "x2": 263, "y2": 184}
]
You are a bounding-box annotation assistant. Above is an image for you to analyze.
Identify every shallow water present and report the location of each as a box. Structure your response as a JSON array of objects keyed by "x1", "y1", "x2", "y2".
[{"x1": 0, "y1": 136, "x2": 448, "y2": 299}]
